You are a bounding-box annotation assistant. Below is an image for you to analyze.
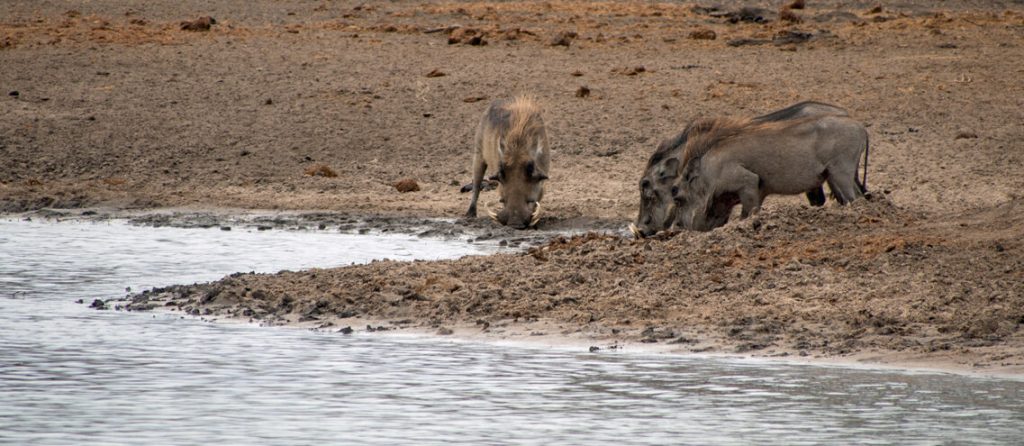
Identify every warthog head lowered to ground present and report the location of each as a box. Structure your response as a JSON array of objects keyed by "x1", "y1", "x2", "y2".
[
  {"x1": 631, "y1": 132, "x2": 687, "y2": 238},
  {"x1": 631, "y1": 101, "x2": 850, "y2": 238},
  {"x1": 465, "y1": 96, "x2": 550, "y2": 229}
]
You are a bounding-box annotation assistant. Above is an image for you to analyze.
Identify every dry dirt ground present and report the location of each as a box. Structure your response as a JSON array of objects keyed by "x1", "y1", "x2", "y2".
[{"x1": 3, "y1": 1, "x2": 1023, "y2": 373}]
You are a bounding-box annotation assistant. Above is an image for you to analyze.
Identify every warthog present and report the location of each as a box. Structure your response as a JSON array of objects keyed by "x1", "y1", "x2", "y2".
[
  {"x1": 672, "y1": 115, "x2": 869, "y2": 231},
  {"x1": 465, "y1": 96, "x2": 550, "y2": 229},
  {"x1": 630, "y1": 101, "x2": 848, "y2": 238}
]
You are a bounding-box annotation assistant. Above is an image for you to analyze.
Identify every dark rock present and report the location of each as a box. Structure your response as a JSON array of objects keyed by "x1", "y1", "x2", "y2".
[
  {"x1": 589, "y1": 346, "x2": 600, "y2": 352},
  {"x1": 180, "y1": 16, "x2": 216, "y2": 32},
  {"x1": 688, "y1": 29, "x2": 717, "y2": 40},
  {"x1": 437, "y1": 327, "x2": 454, "y2": 335},
  {"x1": 727, "y1": 7, "x2": 772, "y2": 24},
  {"x1": 575, "y1": 86, "x2": 590, "y2": 98},
  {"x1": 548, "y1": 31, "x2": 577, "y2": 47},
  {"x1": 90, "y1": 299, "x2": 107, "y2": 309},
  {"x1": 727, "y1": 38, "x2": 770, "y2": 47},
  {"x1": 773, "y1": 30, "x2": 813, "y2": 45},
  {"x1": 338, "y1": 326, "x2": 354, "y2": 334}
]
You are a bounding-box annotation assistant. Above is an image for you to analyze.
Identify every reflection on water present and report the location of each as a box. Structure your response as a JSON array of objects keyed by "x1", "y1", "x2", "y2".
[{"x1": 1, "y1": 219, "x2": 1022, "y2": 445}]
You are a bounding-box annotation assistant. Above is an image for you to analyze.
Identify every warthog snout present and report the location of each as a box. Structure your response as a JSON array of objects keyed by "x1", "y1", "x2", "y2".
[{"x1": 488, "y1": 201, "x2": 541, "y2": 229}]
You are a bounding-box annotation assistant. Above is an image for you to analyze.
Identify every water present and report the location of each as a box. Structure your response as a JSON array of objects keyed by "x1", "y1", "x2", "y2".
[{"x1": 1, "y1": 219, "x2": 1022, "y2": 445}]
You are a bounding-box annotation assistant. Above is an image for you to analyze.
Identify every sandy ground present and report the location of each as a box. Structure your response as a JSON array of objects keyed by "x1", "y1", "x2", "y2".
[{"x1": 4, "y1": 1, "x2": 1024, "y2": 373}]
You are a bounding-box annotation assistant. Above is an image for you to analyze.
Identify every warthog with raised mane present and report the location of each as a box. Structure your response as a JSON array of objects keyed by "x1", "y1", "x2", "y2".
[
  {"x1": 630, "y1": 101, "x2": 849, "y2": 238},
  {"x1": 672, "y1": 115, "x2": 868, "y2": 231},
  {"x1": 465, "y1": 96, "x2": 550, "y2": 229}
]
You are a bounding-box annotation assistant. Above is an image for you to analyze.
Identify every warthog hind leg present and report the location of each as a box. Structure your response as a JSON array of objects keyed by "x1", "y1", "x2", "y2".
[{"x1": 825, "y1": 167, "x2": 864, "y2": 205}]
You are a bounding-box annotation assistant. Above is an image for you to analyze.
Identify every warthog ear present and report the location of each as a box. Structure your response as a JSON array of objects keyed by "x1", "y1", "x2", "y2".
[
  {"x1": 497, "y1": 137, "x2": 507, "y2": 159},
  {"x1": 683, "y1": 159, "x2": 701, "y2": 183},
  {"x1": 659, "y1": 158, "x2": 680, "y2": 182},
  {"x1": 534, "y1": 142, "x2": 544, "y2": 158}
]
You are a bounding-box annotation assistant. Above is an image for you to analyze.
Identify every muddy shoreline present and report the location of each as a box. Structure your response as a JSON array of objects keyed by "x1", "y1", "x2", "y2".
[{"x1": 63, "y1": 195, "x2": 1024, "y2": 376}]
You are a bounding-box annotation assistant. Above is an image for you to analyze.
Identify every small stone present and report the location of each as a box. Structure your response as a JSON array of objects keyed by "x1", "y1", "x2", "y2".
[
  {"x1": 589, "y1": 346, "x2": 600, "y2": 352},
  {"x1": 425, "y1": 69, "x2": 446, "y2": 78},
  {"x1": 688, "y1": 29, "x2": 717, "y2": 40},
  {"x1": 338, "y1": 326, "x2": 354, "y2": 334},
  {"x1": 8, "y1": 91, "x2": 19, "y2": 97},
  {"x1": 393, "y1": 178, "x2": 420, "y2": 193},
  {"x1": 304, "y1": 163, "x2": 338, "y2": 178},
  {"x1": 779, "y1": 8, "x2": 803, "y2": 23},
  {"x1": 437, "y1": 327, "x2": 454, "y2": 335},
  {"x1": 90, "y1": 299, "x2": 107, "y2": 309},
  {"x1": 955, "y1": 130, "x2": 978, "y2": 139},
  {"x1": 575, "y1": 86, "x2": 590, "y2": 98},
  {"x1": 548, "y1": 31, "x2": 577, "y2": 47}
]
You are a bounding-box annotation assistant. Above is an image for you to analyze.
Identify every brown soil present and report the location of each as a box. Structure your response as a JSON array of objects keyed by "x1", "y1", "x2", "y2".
[{"x1": 4, "y1": 1, "x2": 1024, "y2": 373}]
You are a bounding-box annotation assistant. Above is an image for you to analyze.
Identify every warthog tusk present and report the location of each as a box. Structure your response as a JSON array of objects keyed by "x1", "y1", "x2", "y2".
[
  {"x1": 628, "y1": 223, "x2": 641, "y2": 239},
  {"x1": 530, "y1": 203, "x2": 542, "y2": 227},
  {"x1": 484, "y1": 201, "x2": 499, "y2": 222}
]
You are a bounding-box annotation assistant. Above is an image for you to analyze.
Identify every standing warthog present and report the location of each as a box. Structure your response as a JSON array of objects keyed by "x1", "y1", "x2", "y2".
[
  {"x1": 672, "y1": 115, "x2": 869, "y2": 232},
  {"x1": 629, "y1": 101, "x2": 849, "y2": 238},
  {"x1": 465, "y1": 96, "x2": 550, "y2": 229}
]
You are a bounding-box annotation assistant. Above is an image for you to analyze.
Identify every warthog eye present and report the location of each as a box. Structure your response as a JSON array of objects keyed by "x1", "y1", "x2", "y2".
[
  {"x1": 641, "y1": 179, "x2": 651, "y2": 190},
  {"x1": 671, "y1": 186, "x2": 679, "y2": 196}
]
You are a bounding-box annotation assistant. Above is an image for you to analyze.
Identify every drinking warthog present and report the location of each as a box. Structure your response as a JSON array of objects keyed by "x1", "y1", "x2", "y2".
[
  {"x1": 465, "y1": 96, "x2": 550, "y2": 229},
  {"x1": 672, "y1": 115, "x2": 869, "y2": 232},
  {"x1": 630, "y1": 101, "x2": 848, "y2": 238}
]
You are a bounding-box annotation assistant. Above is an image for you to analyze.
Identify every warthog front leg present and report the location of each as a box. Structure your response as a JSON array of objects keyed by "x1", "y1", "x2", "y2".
[
  {"x1": 465, "y1": 155, "x2": 487, "y2": 218},
  {"x1": 805, "y1": 186, "x2": 826, "y2": 207},
  {"x1": 726, "y1": 166, "x2": 763, "y2": 220}
]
